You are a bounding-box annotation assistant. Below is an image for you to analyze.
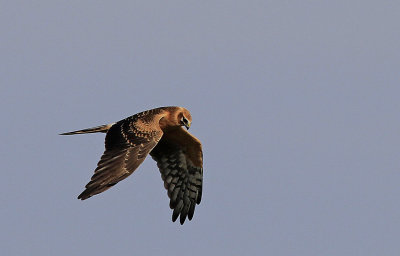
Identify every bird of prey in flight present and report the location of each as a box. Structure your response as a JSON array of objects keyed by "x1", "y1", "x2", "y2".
[{"x1": 61, "y1": 106, "x2": 203, "y2": 224}]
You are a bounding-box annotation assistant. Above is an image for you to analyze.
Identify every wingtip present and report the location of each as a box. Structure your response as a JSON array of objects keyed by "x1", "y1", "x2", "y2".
[
  {"x1": 77, "y1": 192, "x2": 90, "y2": 200},
  {"x1": 172, "y1": 213, "x2": 189, "y2": 225},
  {"x1": 172, "y1": 216, "x2": 186, "y2": 225}
]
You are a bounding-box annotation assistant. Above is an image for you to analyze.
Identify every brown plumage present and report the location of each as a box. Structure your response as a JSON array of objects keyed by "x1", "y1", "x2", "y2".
[{"x1": 61, "y1": 106, "x2": 203, "y2": 224}]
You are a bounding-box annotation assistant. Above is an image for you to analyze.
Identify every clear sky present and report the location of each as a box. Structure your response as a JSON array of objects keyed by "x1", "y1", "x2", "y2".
[{"x1": 1, "y1": 1, "x2": 400, "y2": 255}]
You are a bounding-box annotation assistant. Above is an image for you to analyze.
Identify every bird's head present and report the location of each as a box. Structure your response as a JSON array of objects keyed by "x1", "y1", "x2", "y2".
[{"x1": 177, "y1": 108, "x2": 192, "y2": 130}]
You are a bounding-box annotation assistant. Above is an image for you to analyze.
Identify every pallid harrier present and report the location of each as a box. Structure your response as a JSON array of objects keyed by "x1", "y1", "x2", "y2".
[{"x1": 61, "y1": 106, "x2": 203, "y2": 224}]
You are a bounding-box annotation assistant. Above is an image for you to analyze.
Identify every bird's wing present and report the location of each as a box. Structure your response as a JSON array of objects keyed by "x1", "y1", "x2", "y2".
[
  {"x1": 78, "y1": 111, "x2": 164, "y2": 200},
  {"x1": 150, "y1": 127, "x2": 203, "y2": 224}
]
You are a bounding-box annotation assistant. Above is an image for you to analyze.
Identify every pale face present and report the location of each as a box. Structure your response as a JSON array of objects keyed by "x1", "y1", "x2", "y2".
[{"x1": 177, "y1": 108, "x2": 192, "y2": 129}]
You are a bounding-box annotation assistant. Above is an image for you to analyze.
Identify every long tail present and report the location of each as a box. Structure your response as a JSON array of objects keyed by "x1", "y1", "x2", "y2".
[{"x1": 60, "y1": 123, "x2": 115, "y2": 135}]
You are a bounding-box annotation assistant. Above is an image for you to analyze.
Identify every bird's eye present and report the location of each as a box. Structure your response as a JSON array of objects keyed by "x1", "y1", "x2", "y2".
[{"x1": 181, "y1": 116, "x2": 188, "y2": 125}]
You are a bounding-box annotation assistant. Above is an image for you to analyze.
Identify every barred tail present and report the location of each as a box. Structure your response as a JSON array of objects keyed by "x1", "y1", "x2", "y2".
[{"x1": 60, "y1": 123, "x2": 115, "y2": 135}]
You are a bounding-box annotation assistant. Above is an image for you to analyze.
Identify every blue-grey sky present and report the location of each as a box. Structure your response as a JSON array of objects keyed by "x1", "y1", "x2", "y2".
[{"x1": 1, "y1": 1, "x2": 399, "y2": 255}]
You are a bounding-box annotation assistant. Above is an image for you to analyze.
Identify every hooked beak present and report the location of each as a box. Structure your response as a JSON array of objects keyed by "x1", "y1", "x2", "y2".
[{"x1": 184, "y1": 121, "x2": 191, "y2": 130}]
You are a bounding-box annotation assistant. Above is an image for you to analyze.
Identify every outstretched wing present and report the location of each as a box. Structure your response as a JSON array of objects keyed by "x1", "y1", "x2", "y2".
[
  {"x1": 78, "y1": 111, "x2": 164, "y2": 200},
  {"x1": 150, "y1": 127, "x2": 203, "y2": 224}
]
